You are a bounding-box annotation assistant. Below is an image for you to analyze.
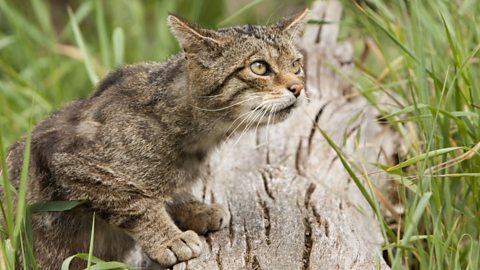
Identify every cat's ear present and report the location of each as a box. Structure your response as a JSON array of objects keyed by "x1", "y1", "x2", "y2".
[
  {"x1": 168, "y1": 14, "x2": 222, "y2": 53},
  {"x1": 277, "y1": 8, "x2": 309, "y2": 36}
]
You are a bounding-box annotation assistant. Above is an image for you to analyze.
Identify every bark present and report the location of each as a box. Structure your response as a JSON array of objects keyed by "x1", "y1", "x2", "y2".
[{"x1": 175, "y1": 1, "x2": 396, "y2": 269}]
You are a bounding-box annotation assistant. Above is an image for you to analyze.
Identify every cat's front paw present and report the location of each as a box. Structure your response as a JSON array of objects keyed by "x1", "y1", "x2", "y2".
[
  {"x1": 183, "y1": 204, "x2": 230, "y2": 235},
  {"x1": 153, "y1": 230, "x2": 203, "y2": 267}
]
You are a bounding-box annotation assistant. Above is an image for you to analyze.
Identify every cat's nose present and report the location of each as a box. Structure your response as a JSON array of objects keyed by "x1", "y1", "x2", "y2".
[{"x1": 287, "y1": 83, "x2": 303, "y2": 97}]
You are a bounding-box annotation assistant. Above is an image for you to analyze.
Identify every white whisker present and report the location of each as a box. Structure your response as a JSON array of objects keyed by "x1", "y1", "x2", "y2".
[
  {"x1": 225, "y1": 110, "x2": 256, "y2": 138},
  {"x1": 231, "y1": 100, "x2": 272, "y2": 145},
  {"x1": 265, "y1": 104, "x2": 277, "y2": 143},
  {"x1": 233, "y1": 110, "x2": 262, "y2": 146},
  {"x1": 254, "y1": 103, "x2": 272, "y2": 137},
  {"x1": 191, "y1": 95, "x2": 258, "y2": 112},
  {"x1": 225, "y1": 100, "x2": 268, "y2": 141}
]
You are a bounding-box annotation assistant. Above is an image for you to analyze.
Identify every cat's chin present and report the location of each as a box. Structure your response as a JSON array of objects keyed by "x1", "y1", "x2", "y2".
[
  {"x1": 256, "y1": 103, "x2": 295, "y2": 125},
  {"x1": 270, "y1": 107, "x2": 294, "y2": 122}
]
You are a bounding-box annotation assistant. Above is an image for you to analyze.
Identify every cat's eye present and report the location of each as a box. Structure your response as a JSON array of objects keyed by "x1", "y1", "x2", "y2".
[
  {"x1": 293, "y1": 59, "x2": 302, "y2": 74},
  {"x1": 250, "y1": 61, "x2": 269, "y2": 76}
]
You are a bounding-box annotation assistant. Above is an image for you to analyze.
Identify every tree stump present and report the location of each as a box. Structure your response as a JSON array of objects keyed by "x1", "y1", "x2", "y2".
[{"x1": 175, "y1": 1, "x2": 395, "y2": 269}]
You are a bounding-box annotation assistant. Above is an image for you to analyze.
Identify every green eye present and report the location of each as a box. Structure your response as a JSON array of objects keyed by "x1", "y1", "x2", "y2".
[
  {"x1": 293, "y1": 59, "x2": 302, "y2": 74},
  {"x1": 250, "y1": 61, "x2": 269, "y2": 76}
]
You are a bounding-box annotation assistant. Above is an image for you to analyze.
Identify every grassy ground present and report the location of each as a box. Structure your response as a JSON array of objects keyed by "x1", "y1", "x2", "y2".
[
  {"x1": 0, "y1": 0, "x2": 479, "y2": 269},
  {"x1": 341, "y1": 0, "x2": 480, "y2": 269}
]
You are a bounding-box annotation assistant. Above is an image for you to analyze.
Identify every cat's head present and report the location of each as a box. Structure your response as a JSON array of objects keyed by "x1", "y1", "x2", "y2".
[{"x1": 168, "y1": 10, "x2": 308, "y2": 132}]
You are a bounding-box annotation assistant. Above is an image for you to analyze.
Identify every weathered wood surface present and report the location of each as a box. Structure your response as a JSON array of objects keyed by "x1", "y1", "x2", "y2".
[{"x1": 175, "y1": 1, "x2": 395, "y2": 269}]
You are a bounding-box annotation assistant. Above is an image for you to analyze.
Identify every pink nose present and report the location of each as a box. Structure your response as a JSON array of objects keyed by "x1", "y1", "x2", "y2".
[{"x1": 287, "y1": 83, "x2": 304, "y2": 97}]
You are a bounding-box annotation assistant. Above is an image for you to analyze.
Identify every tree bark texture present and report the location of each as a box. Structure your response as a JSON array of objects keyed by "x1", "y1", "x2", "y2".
[{"x1": 175, "y1": 1, "x2": 396, "y2": 269}]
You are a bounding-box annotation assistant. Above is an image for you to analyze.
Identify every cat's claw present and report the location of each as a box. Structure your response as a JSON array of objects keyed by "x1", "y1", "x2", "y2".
[
  {"x1": 184, "y1": 204, "x2": 230, "y2": 235},
  {"x1": 154, "y1": 230, "x2": 203, "y2": 267}
]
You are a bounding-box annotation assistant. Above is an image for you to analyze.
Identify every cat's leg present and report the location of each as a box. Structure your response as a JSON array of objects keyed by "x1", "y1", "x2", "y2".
[
  {"x1": 32, "y1": 209, "x2": 165, "y2": 270},
  {"x1": 167, "y1": 192, "x2": 230, "y2": 235},
  {"x1": 50, "y1": 153, "x2": 203, "y2": 267},
  {"x1": 32, "y1": 210, "x2": 141, "y2": 270}
]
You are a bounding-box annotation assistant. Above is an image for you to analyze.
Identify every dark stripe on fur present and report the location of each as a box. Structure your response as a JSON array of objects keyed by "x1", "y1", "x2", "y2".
[
  {"x1": 225, "y1": 86, "x2": 250, "y2": 105},
  {"x1": 93, "y1": 69, "x2": 124, "y2": 97},
  {"x1": 205, "y1": 67, "x2": 244, "y2": 97},
  {"x1": 234, "y1": 74, "x2": 258, "y2": 89}
]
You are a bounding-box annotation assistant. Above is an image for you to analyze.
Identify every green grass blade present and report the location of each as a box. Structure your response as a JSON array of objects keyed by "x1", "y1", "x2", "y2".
[
  {"x1": 19, "y1": 231, "x2": 28, "y2": 270},
  {"x1": 61, "y1": 254, "x2": 104, "y2": 270},
  {"x1": 467, "y1": 238, "x2": 480, "y2": 270},
  {"x1": 217, "y1": 0, "x2": 263, "y2": 27},
  {"x1": 87, "y1": 213, "x2": 95, "y2": 270},
  {"x1": 393, "y1": 192, "x2": 432, "y2": 268},
  {"x1": 0, "y1": 135, "x2": 14, "y2": 238},
  {"x1": 29, "y1": 0, "x2": 54, "y2": 38},
  {"x1": 23, "y1": 208, "x2": 38, "y2": 269},
  {"x1": 0, "y1": 0, "x2": 44, "y2": 44},
  {"x1": 95, "y1": 0, "x2": 112, "y2": 69},
  {"x1": 0, "y1": 36, "x2": 16, "y2": 51},
  {"x1": 61, "y1": 255, "x2": 78, "y2": 270},
  {"x1": 29, "y1": 201, "x2": 86, "y2": 212},
  {"x1": 112, "y1": 27, "x2": 125, "y2": 67},
  {"x1": 1, "y1": 239, "x2": 15, "y2": 269},
  {"x1": 68, "y1": 7, "x2": 98, "y2": 85},
  {"x1": 313, "y1": 122, "x2": 396, "y2": 241},
  {"x1": 12, "y1": 134, "x2": 31, "y2": 249},
  {"x1": 386, "y1": 147, "x2": 463, "y2": 172},
  {"x1": 59, "y1": 1, "x2": 94, "y2": 40},
  {"x1": 88, "y1": 262, "x2": 133, "y2": 270},
  {"x1": 61, "y1": 253, "x2": 131, "y2": 270}
]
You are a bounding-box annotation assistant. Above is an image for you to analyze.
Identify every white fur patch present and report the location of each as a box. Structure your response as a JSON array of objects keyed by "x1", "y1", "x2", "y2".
[
  {"x1": 123, "y1": 243, "x2": 145, "y2": 267},
  {"x1": 76, "y1": 120, "x2": 101, "y2": 140}
]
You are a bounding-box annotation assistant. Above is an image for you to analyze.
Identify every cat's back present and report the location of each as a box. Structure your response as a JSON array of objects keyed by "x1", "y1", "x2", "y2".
[{"x1": 92, "y1": 55, "x2": 185, "y2": 102}]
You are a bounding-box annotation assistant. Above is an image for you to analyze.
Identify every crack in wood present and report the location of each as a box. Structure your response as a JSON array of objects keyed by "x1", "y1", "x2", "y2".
[
  {"x1": 344, "y1": 123, "x2": 360, "y2": 143},
  {"x1": 327, "y1": 155, "x2": 339, "y2": 173},
  {"x1": 259, "y1": 170, "x2": 275, "y2": 201},
  {"x1": 324, "y1": 219, "x2": 330, "y2": 238},
  {"x1": 297, "y1": 193, "x2": 314, "y2": 270},
  {"x1": 301, "y1": 215, "x2": 313, "y2": 270},
  {"x1": 243, "y1": 219, "x2": 253, "y2": 269},
  {"x1": 252, "y1": 255, "x2": 262, "y2": 270},
  {"x1": 265, "y1": 144, "x2": 270, "y2": 165},
  {"x1": 314, "y1": 9, "x2": 327, "y2": 44},
  {"x1": 227, "y1": 200, "x2": 235, "y2": 245},
  {"x1": 216, "y1": 246, "x2": 224, "y2": 270},
  {"x1": 295, "y1": 139, "x2": 306, "y2": 176},
  {"x1": 351, "y1": 254, "x2": 359, "y2": 268},
  {"x1": 210, "y1": 189, "x2": 216, "y2": 204},
  {"x1": 205, "y1": 234, "x2": 213, "y2": 252},
  {"x1": 256, "y1": 191, "x2": 271, "y2": 246},
  {"x1": 376, "y1": 146, "x2": 384, "y2": 163},
  {"x1": 308, "y1": 102, "x2": 329, "y2": 155},
  {"x1": 312, "y1": 205, "x2": 322, "y2": 226},
  {"x1": 304, "y1": 183, "x2": 316, "y2": 209},
  {"x1": 202, "y1": 183, "x2": 207, "y2": 203}
]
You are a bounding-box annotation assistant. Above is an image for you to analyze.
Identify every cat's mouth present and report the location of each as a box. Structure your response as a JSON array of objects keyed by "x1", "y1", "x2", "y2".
[
  {"x1": 252, "y1": 102, "x2": 296, "y2": 114},
  {"x1": 254, "y1": 102, "x2": 295, "y2": 115},
  {"x1": 273, "y1": 103, "x2": 295, "y2": 114}
]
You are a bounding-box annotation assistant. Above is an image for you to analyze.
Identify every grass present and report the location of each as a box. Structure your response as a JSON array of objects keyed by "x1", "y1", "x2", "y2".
[
  {"x1": 0, "y1": 0, "x2": 479, "y2": 269},
  {"x1": 339, "y1": 0, "x2": 480, "y2": 269}
]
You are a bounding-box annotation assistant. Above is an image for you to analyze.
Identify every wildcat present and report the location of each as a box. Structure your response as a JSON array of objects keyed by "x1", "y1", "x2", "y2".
[{"x1": 2, "y1": 9, "x2": 307, "y2": 269}]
